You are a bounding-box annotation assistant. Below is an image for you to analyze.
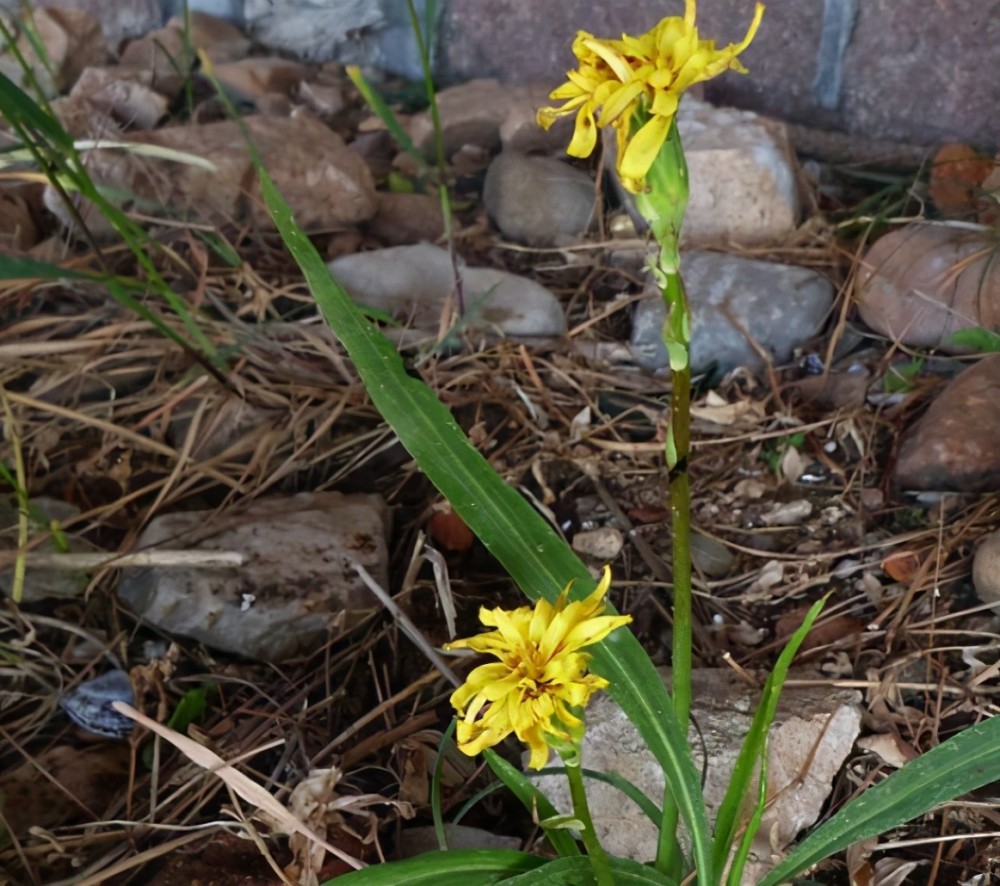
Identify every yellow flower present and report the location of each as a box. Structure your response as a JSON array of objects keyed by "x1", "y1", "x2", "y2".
[
  {"x1": 444, "y1": 567, "x2": 631, "y2": 769},
  {"x1": 537, "y1": 0, "x2": 764, "y2": 192}
]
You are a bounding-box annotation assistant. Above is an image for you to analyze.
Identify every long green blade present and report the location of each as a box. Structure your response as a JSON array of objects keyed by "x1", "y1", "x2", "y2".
[
  {"x1": 485, "y1": 750, "x2": 581, "y2": 858},
  {"x1": 322, "y1": 849, "x2": 544, "y2": 885},
  {"x1": 503, "y1": 855, "x2": 678, "y2": 885},
  {"x1": 713, "y1": 597, "x2": 826, "y2": 877},
  {"x1": 758, "y1": 713, "x2": 1000, "y2": 886},
  {"x1": 258, "y1": 170, "x2": 714, "y2": 882}
]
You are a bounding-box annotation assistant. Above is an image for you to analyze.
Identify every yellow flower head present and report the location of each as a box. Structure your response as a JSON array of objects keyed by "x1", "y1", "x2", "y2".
[
  {"x1": 537, "y1": 0, "x2": 764, "y2": 192},
  {"x1": 444, "y1": 566, "x2": 631, "y2": 769}
]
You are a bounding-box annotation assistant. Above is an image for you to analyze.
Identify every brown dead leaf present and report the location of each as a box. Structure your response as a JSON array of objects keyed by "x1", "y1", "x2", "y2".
[
  {"x1": 928, "y1": 143, "x2": 994, "y2": 216},
  {"x1": 857, "y1": 731, "x2": 918, "y2": 769},
  {"x1": 881, "y1": 549, "x2": 922, "y2": 583}
]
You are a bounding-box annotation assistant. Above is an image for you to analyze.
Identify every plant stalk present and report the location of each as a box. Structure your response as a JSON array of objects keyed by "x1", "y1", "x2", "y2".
[{"x1": 564, "y1": 756, "x2": 615, "y2": 886}]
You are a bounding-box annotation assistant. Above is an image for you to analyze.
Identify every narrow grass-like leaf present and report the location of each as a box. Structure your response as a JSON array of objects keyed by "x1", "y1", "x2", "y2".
[
  {"x1": 526, "y1": 767, "x2": 663, "y2": 827},
  {"x1": 713, "y1": 596, "x2": 827, "y2": 878},
  {"x1": 257, "y1": 169, "x2": 714, "y2": 882},
  {"x1": 757, "y1": 713, "x2": 1000, "y2": 886},
  {"x1": 0, "y1": 71, "x2": 220, "y2": 365},
  {"x1": 321, "y1": 849, "x2": 545, "y2": 885},
  {"x1": 485, "y1": 750, "x2": 580, "y2": 858},
  {"x1": 502, "y1": 855, "x2": 678, "y2": 885},
  {"x1": 345, "y1": 65, "x2": 426, "y2": 167},
  {"x1": 430, "y1": 718, "x2": 456, "y2": 851}
]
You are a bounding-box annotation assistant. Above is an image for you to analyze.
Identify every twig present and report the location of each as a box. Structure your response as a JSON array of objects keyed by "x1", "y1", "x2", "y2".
[{"x1": 0, "y1": 551, "x2": 245, "y2": 570}]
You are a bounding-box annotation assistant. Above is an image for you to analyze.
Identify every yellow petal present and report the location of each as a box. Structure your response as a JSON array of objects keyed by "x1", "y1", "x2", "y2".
[
  {"x1": 619, "y1": 113, "x2": 671, "y2": 183},
  {"x1": 567, "y1": 105, "x2": 599, "y2": 158},
  {"x1": 596, "y1": 78, "x2": 646, "y2": 125},
  {"x1": 581, "y1": 36, "x2": 633, "y2": 83}
]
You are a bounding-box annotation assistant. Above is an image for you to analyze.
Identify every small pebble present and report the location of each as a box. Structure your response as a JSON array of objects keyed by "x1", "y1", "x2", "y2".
[
  {"x1": 760, "y1": 500, "x2": 814, "y2": 526},
  {"x1": 572, "y1": 527, "x2": 624, "y2": 561},
  {"x1": 60, "y1": 670, "x2": 135, "y2": 739},
  {"x1": 690, "y1": 533, "x2": 735, "y2": 579}
]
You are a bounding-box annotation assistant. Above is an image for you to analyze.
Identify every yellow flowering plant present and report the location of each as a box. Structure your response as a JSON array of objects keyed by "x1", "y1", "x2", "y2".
[
  {"x1": 216, "y1": 0, "x2": 1000, "y2": 881},
  {"x1": 539, "y1": 1, "x2": 766, "y2": 873}
]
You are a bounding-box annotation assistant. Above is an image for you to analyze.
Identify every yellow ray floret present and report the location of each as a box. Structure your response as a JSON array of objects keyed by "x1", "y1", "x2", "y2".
[
  {"x1": 538, "y1": 0, "x2": 764, "y2": 192},
  {"x1": 444, "y1": 566, "x2": 631, "y2": 769}
]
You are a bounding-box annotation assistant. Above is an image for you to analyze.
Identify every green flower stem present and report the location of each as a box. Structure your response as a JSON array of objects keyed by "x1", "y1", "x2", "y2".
[
  {"x1": 662, "y1": 270, "x2": 693, "y2": 736},
  {"x1": 652, "y1": 270, "x2": 694, "y2": 877},
  {"x1": 563, "y1": 755, "x2": 615, "y2": 886},
  {"x1": 634, "y1": 118, "x2": 696, "y2": 875}
]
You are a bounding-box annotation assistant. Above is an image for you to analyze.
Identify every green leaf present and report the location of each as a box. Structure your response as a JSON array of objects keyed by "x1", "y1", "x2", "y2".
[
  {"x1": 717, "y1": 596, "x2": 827, "y2": 883},
  {"x1": 942, "y1": 327, "x2": 1000, "y2": 353},
  {"x1": 346, "y1": 65, "x2": 427, "y2": 168},
  {"x1": 322, "y1": 849, "x2": 545, "y2": 885},
  {"x1": 502, "y1": 855, "x2": 678, "y2": 885},
  {"x1": 257, "y1": 169, "x2": 714, "y2": 882},
  {"x1": 527, "y1": 766, "x2": 662, "y2": 827},
  {"x1": 757, "y1": 713, "x2": 1000, "y2": 886},
  {"x1": 485, "y1": 751, "x2": 580, "y2": 858}
]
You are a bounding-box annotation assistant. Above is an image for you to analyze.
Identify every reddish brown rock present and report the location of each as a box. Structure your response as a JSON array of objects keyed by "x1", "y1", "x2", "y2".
[
  {"x1": 856, "y1": 224, "x2": 1000, "y2": 352},
  {"x1": 212, "y1": 57, "x2": 314, "y2": 100},
  {"x1": 895, "y1": 356, "x2": 1000, "y2": 493},
  {"x1": 45, "y1": 114, "x2": 376, "y2": 238},
  {"x1": 166, "y1": 11, "x2": 251, "y2": 64},
  {"x1": 366, "y1": 192, "x2": 445, "y2": 246},
  {"x1": 118, "y1": 23, "x2": 192, "y2": 98},
  {"x1": 0, "y1": 188, "x2": 39, "y2": 253}
]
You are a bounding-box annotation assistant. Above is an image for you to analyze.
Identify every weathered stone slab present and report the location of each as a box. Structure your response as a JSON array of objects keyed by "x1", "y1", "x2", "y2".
[{"x1": 117, "y1": 492, "x2": 390, "y2": 662}]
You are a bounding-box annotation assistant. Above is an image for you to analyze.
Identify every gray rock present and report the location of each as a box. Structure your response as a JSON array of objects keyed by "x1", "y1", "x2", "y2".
[
  {"x1": 534, "y1": 669, "x2": 862, "y2": 881},
  {"x1": 571, "y1": 527, "x2": 624, "y2": 562},
  {"x1": 327, "y1": 243, "x2": 567, "y2": 336},
  {"x1": 630, "y1": 251, "x2": 834, "y2": 375},
  {"x1": 117, "y1": 492, "x2": 389, "y2": 661},
  {"x1": 483, "y1": 152, "x2": 595, "y2": 248},
  {"x1": 0, "y1": 497, "x2": 104, "y2": 602},
  {"x1": 397, "y1": 824, "x2": 521, "y2": 858},
  {"x1": 690, "y1": 532, "x2": 735, "y2": 579},
  {"x1": 894, "y1": 355, "x2": 1000, "y2": 493}
]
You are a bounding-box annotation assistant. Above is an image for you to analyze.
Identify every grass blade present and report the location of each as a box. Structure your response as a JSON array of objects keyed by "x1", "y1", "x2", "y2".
[
  {"x1": 720, "y1": 598, "x2": 826, "y2": 883},
  {"x1": 323, "y1": 849, "x2": 545, "y2": 885},
  {"x1": 485, "y1": 750, "x2": 581, "y2": 858},
  {"x1": 713, "y1": 596, "x2": 827, "y2": 877},
  {"x1": 757, "y1": 713, "x2": 1000, "y2": 886}
]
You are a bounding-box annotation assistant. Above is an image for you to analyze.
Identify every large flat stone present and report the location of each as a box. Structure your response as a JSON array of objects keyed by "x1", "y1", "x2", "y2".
[
  {"x1": 534, "y1": 668, "x2": 862, "y2": 881},
  {"x1": 44, "y1": 114, "x2": 377, "y2": 238},
  {"x1": 630, "y1": 250, "x2": 833, "y2": 375},
  {"x1": 117, "y1": 492, "x2": 390, "y2": 662},
  {"x1": 328, "y1": 242, "x2": 567, "y2": 337}
]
